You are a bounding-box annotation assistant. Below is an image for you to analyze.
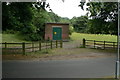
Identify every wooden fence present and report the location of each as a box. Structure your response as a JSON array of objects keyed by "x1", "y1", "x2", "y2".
[
  {"x1": 2, "y1": 40, "x2": 63, "y2": 55},
  {"x1": 82, "y1": 38, "x2": 117, "y2": 49}
]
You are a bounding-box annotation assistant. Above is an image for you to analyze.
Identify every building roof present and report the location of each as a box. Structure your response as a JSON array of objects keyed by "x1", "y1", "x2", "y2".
[{"x1": 46, "y1": 22, "x2": 69, "y2": 25}]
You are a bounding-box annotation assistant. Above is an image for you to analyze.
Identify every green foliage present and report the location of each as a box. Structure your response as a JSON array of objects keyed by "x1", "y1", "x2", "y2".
[
  {"x1": 2, "y1": 2, "x2": 72, "y2": 41},
  {"x1": 2, "y1": 30, "x2": 17, "y2": 34},
  {"x1": 71, "y1": 16, "x2": 88, "y2": 33},
  {"x1": 48, "y1": 12, "x2": 61, "y2": 22},
  {"x1": 2, "y1": 2, "x2": 33, "y2": 31},
  {"x1": 79, "y1": 2, "x2": 118, "y2": 35},
  {"x1": 60, "y1": 17, "x2": 70, "y2": 23},
  {"x1": 69, "y1": 26, "x2": 74, "y2": 35}
]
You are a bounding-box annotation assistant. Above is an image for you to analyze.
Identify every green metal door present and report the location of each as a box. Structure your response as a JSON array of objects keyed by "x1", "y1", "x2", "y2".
[{"x1": 53, "y1": 27, "x2": 62, "y2": 40}]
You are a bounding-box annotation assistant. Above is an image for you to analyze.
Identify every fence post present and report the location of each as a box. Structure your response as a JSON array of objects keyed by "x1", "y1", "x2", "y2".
[
  {"x1": 22, "y1": 42, "x2": 25, "y2": 55},
  {"x1": 4, "y1": 42, "x2": 7, "y2": 53},
  {"x1": 5, "y1": 42, "x2": 7, "y2": 49},
  {"x1": 39, "y1": 41, "x2": 41, "y2": 51},
  {"x1": 113, "y1": 42, "x2": 115, "y2": 49},
  {"x1": 46, "y1": 41, "x2": 47, "y2": 49},
  {"x1": 83, "y1": 38, "x2": 86, "y2": 48},
  {"x1": 104, "y1": 41, "x2": 105, "y2": 49},
  {"x1": 56, "y1": 40, "x2": 58, "y2": 48},
  {"x1": 94, "y1": 40, "x2": 95, "y2": 48},
  {"x1": 50, "y1": 40, "x2": 52, "y2": 49},
  {"x1": 60, "y1": 40, "x2": 63, "y2": 48},
  {"x1": 32, "y1": 42, "x2": 34, "y2": 52}
]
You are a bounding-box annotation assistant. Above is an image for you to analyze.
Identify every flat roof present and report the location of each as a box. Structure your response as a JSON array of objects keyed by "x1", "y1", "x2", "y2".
[{"x1": 46, "y1": 23, "x2": 69, "y2": 25}]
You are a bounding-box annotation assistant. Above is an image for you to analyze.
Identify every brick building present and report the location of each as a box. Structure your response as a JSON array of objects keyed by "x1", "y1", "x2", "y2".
[{"x1": 45, "y1": 23, "x2": 69, "y2": 41}]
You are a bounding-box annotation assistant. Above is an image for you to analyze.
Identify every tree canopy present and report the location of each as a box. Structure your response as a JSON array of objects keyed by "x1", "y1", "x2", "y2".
[
  {"x1": 2, "y1": 2, "x2": 71, "y2": 41},
  {"x1": 79, "y1": 1, "x2": 118, "y2": 35}
]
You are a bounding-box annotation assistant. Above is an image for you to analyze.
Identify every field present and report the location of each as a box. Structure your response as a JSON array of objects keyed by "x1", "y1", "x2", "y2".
[
  {"x1": 2, "y1": 33, "x2": 117, "y2": 43},
  {"x1": 70, "y1": 32, "x2": 117, "y2": 42},
  {"x1": 2, "y1": 34, "x2": 30, "y2": 43}
]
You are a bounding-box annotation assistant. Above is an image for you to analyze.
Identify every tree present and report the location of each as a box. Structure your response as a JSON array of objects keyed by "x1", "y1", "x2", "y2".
[
  {"x1": 79, "y1": 1, "x2": 118, "y2": 35},
  {"x1": 71, "y1": 16, "x2": 88, "y2": 33},
  {"x1": 2, "y1": 2, "x2": 51, "y2": 41},
  {"x1": 2, "y1": 1, "x2": 73, "y2": 41},
  {"x1": 2, "y1": 2, "x2": 33, "y2": 32}
]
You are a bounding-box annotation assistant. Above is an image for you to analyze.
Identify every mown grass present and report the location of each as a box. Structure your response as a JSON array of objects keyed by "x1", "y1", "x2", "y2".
[
  {"x1": 2, "y1": 33, "x2": 30, "y2": 43},
  {"x1": 70, "y1": 32, "x2": 117, "y2": 42},
  {"x1": 2, "y1": 32, "x2": 117, "y2": 43}
]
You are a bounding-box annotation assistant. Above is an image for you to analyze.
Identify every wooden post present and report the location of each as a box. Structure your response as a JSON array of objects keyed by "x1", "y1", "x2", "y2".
[
  {"x1": 50, "y1": 40, "x2": 52, "y2": 49},
  {"x1": 5, "y1": 42, "x2": 7, "y2": 49},
  {"x1": 39, "y1": 41, "x2": 41, "y2": 51},
  {"x1": 32, "y1": 42, "x2": 34, "y2": 52},
  {"x1": 56, "y1": 40, "x2": 58, "y2": 48},
  {"x1": 4, "y1": 42, "x2": 7, "y2": 53},
  {"x1": 46, "y1": 41, "x2": 47, "y2": 49},
  {"x1": 113, "y1": 42, "x2": 115, "y2": 49},
  {"x1": 94, "y1": 40, "x2": 95, "y2": 48},
  {"x1": 83, "y1": 38, "x2": 86, "y2": 48},
  {"x1": 60, "y1": 40, "x2": 63, "y2": 48},
  {"x1": 22, "y1": 42, "x2": 25, "y2": 55},
  {"x1": 104, "y1": 41, "x2": 105, "y2": 49}
]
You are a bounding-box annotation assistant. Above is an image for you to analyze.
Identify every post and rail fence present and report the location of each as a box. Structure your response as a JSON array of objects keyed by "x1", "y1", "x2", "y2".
[
  {"x1": 1, "y1": 40, "x2": 63, "y2": 55},
  {"x1": 82, "y1": 38, "x2": 117, "y2": 49}
]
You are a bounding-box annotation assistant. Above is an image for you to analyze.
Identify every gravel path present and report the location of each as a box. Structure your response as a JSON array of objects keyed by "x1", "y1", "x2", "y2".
[{"x1": 63, "y1": 41, "x2": 81, "y2": 49}]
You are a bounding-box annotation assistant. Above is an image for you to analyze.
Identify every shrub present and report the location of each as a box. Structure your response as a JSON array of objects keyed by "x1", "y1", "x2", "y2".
[
  {"x1": 3, "y1": 29, "x2": 18, "y2": 34},
  {"x1": 69, "y1": 26, "x2": 74, "y2": 35}
]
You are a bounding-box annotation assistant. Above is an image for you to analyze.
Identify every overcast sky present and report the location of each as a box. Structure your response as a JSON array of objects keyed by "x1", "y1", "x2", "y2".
[{"x1": 46, "y1": 0, "x2": 87, "y2": 19}]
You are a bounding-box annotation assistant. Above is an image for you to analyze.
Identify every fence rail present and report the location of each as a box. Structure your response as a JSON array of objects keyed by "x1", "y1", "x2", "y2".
[
  {"x1": 1, "y1": 40, "x2": 63, "y2": 55},
  {"x1": 82, "y1": 38, "x2": 117, "y2": 49}
]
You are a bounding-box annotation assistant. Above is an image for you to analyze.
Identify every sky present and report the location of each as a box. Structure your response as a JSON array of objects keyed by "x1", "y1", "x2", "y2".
[{"x1": 46, "y1": 0, "x2": 87, "y2": 19}]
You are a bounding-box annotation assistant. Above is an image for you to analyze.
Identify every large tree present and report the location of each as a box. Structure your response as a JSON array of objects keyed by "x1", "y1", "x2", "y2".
[
  {"x1": 2, "y1": 2, "x2": 33, "y2": 31},
  {"x1": 71, "y1": 16, "x2": 88, "y2": 33},
  {"x1": 79, "y1": 1, "x2": 118, "y2": 35},
  {"x1": 2, "y1": 1, "x2": 71, "y2": 41}
]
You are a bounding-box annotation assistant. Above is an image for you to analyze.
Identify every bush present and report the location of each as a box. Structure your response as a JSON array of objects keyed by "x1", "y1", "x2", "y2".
[
  {"x1": 20, "y1": 24, "x2": 42, "y2": 41},
  {"x1": 69, "y1": 26, "x2": 74, "y2": 35},
  {"x1": 3, "y1": 29, "x2": 18, "y2": 34},
  {"x1": 22, "y1": 33, "x2": 43, "y2": 41}
]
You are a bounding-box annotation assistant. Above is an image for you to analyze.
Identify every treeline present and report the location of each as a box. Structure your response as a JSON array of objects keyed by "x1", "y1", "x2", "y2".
[
  {"x1": 2, "y1": 2, "x2": 118, "y2": 41},
  {"x1": 77, "y1": 2, "x2": 118, "y2": 35},
  {"x1": 2, "y1": 2, "x2": 71, "y2": 41}
]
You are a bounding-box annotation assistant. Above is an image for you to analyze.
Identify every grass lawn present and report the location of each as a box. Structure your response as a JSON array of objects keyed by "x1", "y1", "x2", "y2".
[
  {"x1": 70, "y1": 32, "x2": 117, "y2": 42},
  {"x1": 2, "y1": 33, "x2": 30, "y2": 43},
  {"x1": 2, "y1": 32, "x2": 117, "y2": 43}
]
